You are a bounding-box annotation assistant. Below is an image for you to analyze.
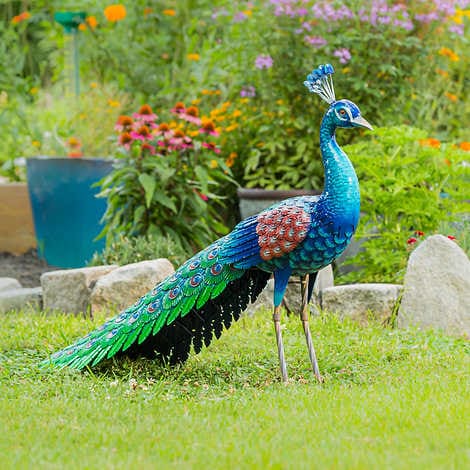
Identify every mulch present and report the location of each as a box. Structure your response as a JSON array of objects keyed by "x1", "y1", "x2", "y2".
[{"x1": 0, "y1": 249, "x2": 58, "y2": 288}]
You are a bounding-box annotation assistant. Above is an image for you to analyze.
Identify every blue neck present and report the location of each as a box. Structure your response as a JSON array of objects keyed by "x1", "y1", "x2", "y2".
[{"x1": 319, "y1": 110, "x2": 360, "y2": 230}]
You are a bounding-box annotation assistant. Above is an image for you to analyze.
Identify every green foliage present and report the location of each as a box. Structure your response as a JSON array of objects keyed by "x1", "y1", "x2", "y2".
[
  {"x1": 90, "y1": 233, "x2": 190, "y2": 267},
  {"x1": 340, "y1": 126, "x2": 470, "y2": 283},
  {"x1": 0, "y1": 83, "x2": 130, "y2": 179},
  {"x1": 98, "y1": 102, "x2": 236, "y2": 251},
  {"x1": 1, "y1": 311, "x2": 469, "y2": 468}
]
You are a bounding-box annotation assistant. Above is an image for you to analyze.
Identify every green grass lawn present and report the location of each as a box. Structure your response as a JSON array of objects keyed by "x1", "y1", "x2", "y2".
[{"x1": 0, "y1": 309, "x2": 468, "y2": 469}]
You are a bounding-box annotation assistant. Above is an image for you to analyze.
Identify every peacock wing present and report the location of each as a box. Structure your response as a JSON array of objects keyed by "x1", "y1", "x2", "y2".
[{"x1": 220, "y1": 199, "x2": 312, "y2": 268}]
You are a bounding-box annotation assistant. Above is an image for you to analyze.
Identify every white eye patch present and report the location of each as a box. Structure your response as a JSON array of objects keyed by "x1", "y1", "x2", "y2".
[{"x1": 335, "y1": 107, "x2": 353, "y2": 121}]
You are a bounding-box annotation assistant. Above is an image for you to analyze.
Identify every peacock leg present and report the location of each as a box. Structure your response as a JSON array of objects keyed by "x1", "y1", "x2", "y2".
[
  {"x1": 273, "y1": 268, "x2": 291, "y2": 382},
  {"x1": 300, "y1": 274, "x2": 323, "y2": 382},
  {"x1": 273, "y1": 305, "x2": 288, "y2": 382}
]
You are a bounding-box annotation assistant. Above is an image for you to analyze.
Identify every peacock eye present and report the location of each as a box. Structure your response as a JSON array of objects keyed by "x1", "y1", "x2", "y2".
[{"x1": 339, "y1": 109, "x2": 346, "y2": 116}]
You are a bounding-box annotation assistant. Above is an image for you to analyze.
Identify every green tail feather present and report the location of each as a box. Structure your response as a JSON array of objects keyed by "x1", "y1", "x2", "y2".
[{"x1": 43, "y1": 239, "x2": 246, "y2": 370}]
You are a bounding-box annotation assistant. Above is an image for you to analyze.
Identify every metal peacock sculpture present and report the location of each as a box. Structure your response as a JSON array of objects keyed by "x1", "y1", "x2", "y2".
[{"x1": 44, "y1": 64, "x2": 372, "y2": 382}]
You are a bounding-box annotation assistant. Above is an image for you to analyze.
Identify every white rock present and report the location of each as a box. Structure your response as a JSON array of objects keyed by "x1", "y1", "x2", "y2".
[
  {"x1": 90, "y1": 259, "x2": 175, "y2": 314},
  {"x1": 398, "y1": 235, "x2": 470, "y2": 336},
  {"x1": 0, "y1": 277, "x2": 22, "y2": 292},
  {"x1": 321, "y1": 283, "x2": 402, "y2": 323},
  {"x1": 0, "y1": 287, "x2": 42, "y2": 313},
  {"x1": 41, "y1": 265, "x2": 118, "y2": 314}
]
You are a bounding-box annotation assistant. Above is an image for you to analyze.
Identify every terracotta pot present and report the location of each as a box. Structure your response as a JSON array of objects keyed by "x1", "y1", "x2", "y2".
[
  {"x1": 0, "y1": 182, "x2": 36, "y2": 255},
  {"x1": 237, "y1": 187, "x2": 321, "y2": 219}
]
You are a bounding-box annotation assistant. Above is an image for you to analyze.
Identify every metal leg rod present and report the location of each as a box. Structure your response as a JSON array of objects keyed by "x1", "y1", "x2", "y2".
[
  {"x1": 273, "y1": 305, "x2": 288, "y2": 382},
  {"x1": 301, "y1": 275, "x2": 323, "y2": 382}
]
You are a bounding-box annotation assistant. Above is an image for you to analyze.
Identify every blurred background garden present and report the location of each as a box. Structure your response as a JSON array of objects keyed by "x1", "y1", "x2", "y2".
[{"x1": 0, "y1": 0, "x2": 469, "y2": 283}]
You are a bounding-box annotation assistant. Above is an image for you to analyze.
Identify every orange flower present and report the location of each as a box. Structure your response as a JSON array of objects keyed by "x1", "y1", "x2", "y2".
[
  {"x1": 87, "y1": 16, "x2": 98, "y2": 28},
  {"x1": 185, "y1": 106, "x2": 199, "y2": 117},
  {"x1": 68, "y1": 151, "x2": 83, "y2": 158},
  {"x1": 119, "y1": 132, "x2": 133, "y2": 145},
  {"x1": 158, "y1": 123, "x2": 170, "y2": 132},
  {"x1": 104, "y1": 4, "x2": 127, "y2": 22},
  {"x1": 173, "y1": 129, "x2": 185, "y2": 138},
  {"x1": 225, "y1": 152, "x2": 237, "y2": 168},
  {"x1": 438, "y1": 47, "x2": 459, "y2": 62},
  {"x1": 117, "y1": 115, "x2": 133, "y2": 127},
  {"x1": 419, "y1": 138, "x2": 441, "y2": 149},
  {"x1": 459, "y1": 142, "x2": 470, "y2": 151},
  {"x1": 12, "y1": 11, "x2": 31, "y2": 24},
  {"x1": 144, "y1": 7, "x2": 153, "y2": 16},
  {"x1": 436, "y1": 68, "x2": 449, "y2": 78},
  {"x1": 445, "y1": 92, "x2": 458, "y2": 102},
  {"x1": 187, "y1": 53, "x2": 200, "y2": 61},
  {"x1": 163, "y1": 9, "x2": 176, "y2": 16}
]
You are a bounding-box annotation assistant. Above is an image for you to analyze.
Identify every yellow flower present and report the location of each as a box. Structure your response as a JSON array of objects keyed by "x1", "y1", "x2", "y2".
[
  {"x1": 30, "y1": 87, "x2": 38, "y2": 95},
  {"x1": 187, "y1": 53, "x2": 200, "y2": 61},
  {"x1": 90, "y1": 82, "x2": 98, "y2": 88},
  {"x1": 104, "y1": 4, "x2": 127, "y2": 22},
  {"x1": 163, "y1": 9, "x2": 176, "y2": 16},
  {"x1": 108, "y1": 99, "x2": 120, "y2": 107},
  {"x1": 209, "y1": 159, "x2": 218, "y2": 169},
  {"x1": 232, "y1": 110, "x2": 242, "y2": 118},
  {"x1": 191, "y1": 98, "x2": 201, "y2": 105},
  {"x1": 242, "y1": 10, "x2": 252, "y2": 16},
  {"x1": 445, "y1": 92, "x2": 458, "y2": 102},
  {"x1": 188, "y1": 130, "x2": 199, "y2": 137},
  {"x1": 225, "y1": 123, "x2": 239, "y2": 132},
  {"x1": 32, "y1": 140, "x2": 41, "y2": 147},
  {"x1": 239, "y1": 98, "x2": 249, "y2": 104}
]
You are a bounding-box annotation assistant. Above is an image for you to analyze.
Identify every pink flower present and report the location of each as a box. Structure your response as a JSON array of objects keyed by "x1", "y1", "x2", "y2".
[
  {"x1": 333, "y1": 48, "x2": 351, "y2": 64},
  {"x1": 202, "y1": 142, "x2": 221, "y2": 154},
  {"x1": 255, "y1": 54, "x2": 273, "y2": 69},
  {"x1": 132, "y1": 104, "x2": 157, "y2": 123},
  {"x1": 197, "y1": 191, "x2": 208, "y2": 202}
]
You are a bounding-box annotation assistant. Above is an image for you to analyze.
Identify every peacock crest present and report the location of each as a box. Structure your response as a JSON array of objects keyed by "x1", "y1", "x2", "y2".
[{"x1": 304, "y1": 63, "x2": 336, "y2": 104}]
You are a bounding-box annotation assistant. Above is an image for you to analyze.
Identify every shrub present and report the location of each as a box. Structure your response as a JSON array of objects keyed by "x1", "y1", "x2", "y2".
[
  {"x1": 90, "y1": 233, "x2": 189, "y2": 267},
  {"x1": 339, "y1": 126, "x2": 470, "y2": 283},
  {"x1": 98, "y1": 102, "x2": 236, "y2": 251}
]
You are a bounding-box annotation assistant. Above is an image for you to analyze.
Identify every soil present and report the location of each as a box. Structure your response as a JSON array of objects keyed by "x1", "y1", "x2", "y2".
[{"x1": 0, "y1": 250, "x2": 58, "y2": 288}]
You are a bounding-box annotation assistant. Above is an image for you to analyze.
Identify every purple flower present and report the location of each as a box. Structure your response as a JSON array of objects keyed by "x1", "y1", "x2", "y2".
[
  {"x1": 448, "y1": 23, "x2": 464, "y2": 35},
  {"x1": 255, "y1": 54, "x2": 273, "y2": 70},
  {"x1": 240, "y1": 85, "x2": 256, "y2": 98},
  {"x1": 333, "y1": 48, "x2": 351, "y2": 64},
  {"x1": 304, "y1": 36, "x2": 328, "y2": 48}
]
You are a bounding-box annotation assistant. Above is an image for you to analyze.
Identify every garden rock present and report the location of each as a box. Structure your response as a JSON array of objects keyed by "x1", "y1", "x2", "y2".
[
  {"x1": 41, "y1": 265, "x2": 118, "y2": 314},
  {"x1": 398, "y1": 235, "x2": 470, "y2": 337},
  {"x1": 246, "y1": 265, "x2": 334, "y2": 315},
  {"x1": 90, "y1": 259, "x2": 175, "y2": 314},
  {"x1": 0, "y1": 287, "x2": 42, "y2": 313},
  {"x1": 0, "y1": 277, "x2": 22, "y2": 292},
  {"x1": 320, "y1": 283, "x2": 402, "y2": 323}
]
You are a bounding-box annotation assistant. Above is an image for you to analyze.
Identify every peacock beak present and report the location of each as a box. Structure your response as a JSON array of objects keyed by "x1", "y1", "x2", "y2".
[{"x1": 352, "y1": 115, "x2": 373, "y2": 130}]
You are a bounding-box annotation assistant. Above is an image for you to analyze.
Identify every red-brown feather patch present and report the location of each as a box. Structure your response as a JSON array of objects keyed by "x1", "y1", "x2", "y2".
[{"x1": 256, "y1": 207, "x2": 311, "y2": 261}]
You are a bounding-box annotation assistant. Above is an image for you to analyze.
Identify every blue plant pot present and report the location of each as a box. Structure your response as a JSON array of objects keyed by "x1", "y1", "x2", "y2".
[{"x1": 26, "y1": 157, "x2": 113, "y2": 268}]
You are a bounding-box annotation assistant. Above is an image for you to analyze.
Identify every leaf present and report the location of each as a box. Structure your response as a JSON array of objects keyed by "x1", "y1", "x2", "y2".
[
  {"x1": 154, "y1": 189, "x2": 177, "y2": 214},
  {"x1": 138, "y1": 173, "x2": 156, "y2": 209}
]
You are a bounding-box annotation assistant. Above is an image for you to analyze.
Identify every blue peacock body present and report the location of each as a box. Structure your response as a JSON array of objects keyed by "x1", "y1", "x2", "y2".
[{"x1": 45, "y1": 65, "x2": 372, "y2": 371}]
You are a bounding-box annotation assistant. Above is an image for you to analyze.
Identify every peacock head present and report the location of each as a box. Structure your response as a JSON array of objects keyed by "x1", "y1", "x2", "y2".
[{"x1": 304, "y1": 64, "x2": 372, "y2": 131}]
